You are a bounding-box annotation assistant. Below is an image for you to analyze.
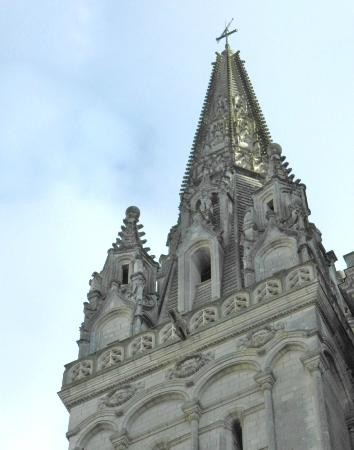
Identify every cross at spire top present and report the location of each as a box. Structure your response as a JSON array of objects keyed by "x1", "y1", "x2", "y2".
[{"x1": 216, "y1": 18, "x2": 238, "y2": 47}]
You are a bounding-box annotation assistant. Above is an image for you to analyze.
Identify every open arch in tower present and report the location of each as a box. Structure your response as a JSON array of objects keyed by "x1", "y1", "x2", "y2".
[{"x1": 177, "y1": 234, "x2": 223, "y2": 312}]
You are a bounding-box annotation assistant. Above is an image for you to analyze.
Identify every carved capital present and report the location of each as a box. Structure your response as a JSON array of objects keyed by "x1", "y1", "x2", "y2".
[
  {"x1": 182, "y1": 400, "x2": 202, "y2": 422},
  {"x1": 301, "y1": 352, "x2": 327, "y2": 375},
  {"x1": 254, "y1": 370, "x2": 276, "y2": 391},
  {"x1": 111, "y1": 430, "x2": 129, "y2": 450}
]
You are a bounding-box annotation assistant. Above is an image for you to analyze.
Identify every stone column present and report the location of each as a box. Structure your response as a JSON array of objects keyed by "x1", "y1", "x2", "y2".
[
  {"x1": 301, "y1": 353, "x2": 331, "y2": 450},
  {"x1": 183, "y1": 400, "x2": 202, "y2": 450},
  {"x1": 254, "y1": 370, "x2": 277, "y2": 450}
]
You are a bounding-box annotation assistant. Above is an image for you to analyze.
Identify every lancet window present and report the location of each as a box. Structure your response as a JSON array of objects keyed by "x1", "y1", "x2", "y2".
[{"x1": 232, "y1": 420, "x2": 243, "y2": 450}]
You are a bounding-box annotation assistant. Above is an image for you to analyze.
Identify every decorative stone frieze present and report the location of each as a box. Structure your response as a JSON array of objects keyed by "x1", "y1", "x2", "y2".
[
  {"x1": 190, "y1": 308, "x2": 217, "y2": 331},
  {"x1": 99, "y1": 347, "x2": 124, "y2": 370},
  {"x1": 129, "y1": 333, "x2": 154, "y2": 356},
  {"x1": 62, "y1": 262, "x2": 319, "y2": 386},
  {"x1": 254, "y1": 279, "x2": 282, "y2": 303},
  {"x1": 285, "y1": 265, "x2": 314, "y2": 290},
  {"x1": 70, "y1": 360, "x2": 93, "y2": 382},
  {"x1": 166, "y1": 352, "x2": 214, "y2": 379},
  {"x1": 238, "y1": 323, "x2": 284, "y2": 349},
  {"x1": 159, "y1": 322, "x2": 178, "y2": 344},
  {"x1": 100, "y1": 383, "x2": 143, "y2": 408},
  {"x1": 222, "y1": 291, "x2": 250, "y2": 316}
]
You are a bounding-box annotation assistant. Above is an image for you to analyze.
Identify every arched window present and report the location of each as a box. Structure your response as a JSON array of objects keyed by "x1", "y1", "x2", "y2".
[
  {"x1": 122, "y1": 264, "x2": 129, "y2": 284},
  {"x1": 232, "y1": 420, "x2": 243, "y2": 450},
  {"x1": 177, "y1": 236, "x2": 222, "y2": 312},
  {"x1": 192, "y1": 247, "x2": 211, "y2": 283}
]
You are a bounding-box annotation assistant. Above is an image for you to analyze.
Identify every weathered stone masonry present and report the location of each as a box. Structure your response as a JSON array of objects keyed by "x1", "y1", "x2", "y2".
[{"x1": 59, "y1": 38, "x2": 354, "y2": 450}]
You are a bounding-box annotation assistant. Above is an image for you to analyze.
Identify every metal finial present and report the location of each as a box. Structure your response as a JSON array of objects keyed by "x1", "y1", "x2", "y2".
[{"x1": 216, "y1": 18, "x2": 238, "y2": 46}]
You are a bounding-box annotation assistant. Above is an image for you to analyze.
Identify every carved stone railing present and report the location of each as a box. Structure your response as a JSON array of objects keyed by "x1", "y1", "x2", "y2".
[{"x1": 63, "y1": 262, "x2": 317, "y2": 386}]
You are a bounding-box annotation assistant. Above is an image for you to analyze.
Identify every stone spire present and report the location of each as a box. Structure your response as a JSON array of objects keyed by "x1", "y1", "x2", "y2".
[
  {"x1": 60, "y1": 31, "x2": 354, "y2": 450},
  {"x1": 180, "y1": 44, "x2": 271, "y2": 202},
  {"x1": 112, "y1": 205, "x2": 153, "y2": 256}
]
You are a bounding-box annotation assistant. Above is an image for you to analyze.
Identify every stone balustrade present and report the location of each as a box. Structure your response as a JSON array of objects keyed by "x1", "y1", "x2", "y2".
[{"x1": 63, "y1": 262, "x2": 316, "y2": 386}]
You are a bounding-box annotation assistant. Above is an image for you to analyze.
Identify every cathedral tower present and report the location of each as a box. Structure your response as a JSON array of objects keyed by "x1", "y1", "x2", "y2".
[{"x1": 59, "y1": 30, "x2": 354, "y2": 450}]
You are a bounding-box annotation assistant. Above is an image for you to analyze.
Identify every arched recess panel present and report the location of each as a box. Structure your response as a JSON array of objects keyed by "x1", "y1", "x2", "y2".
[
  {"x1": 323, "y1": 352, "x2": 351, "y2": 450},
  {"x1": 83, "y1": 430, "x2": 113, "y2": 450},
  {"x1": 272, "y1": 349, "x2": 313, "y2": 450},
  {"x1": 128, "y1": 394, "x2": 185, "y2": 438},
  {"x1": 199, "y1": 363, "x2": 257, "y2": 408},
  {"x1": 254, "y1": 237, "x2": 298, "y2": 281},
  {"x1": 94, "y1": 312, "x2": 132, "y2": 351}
]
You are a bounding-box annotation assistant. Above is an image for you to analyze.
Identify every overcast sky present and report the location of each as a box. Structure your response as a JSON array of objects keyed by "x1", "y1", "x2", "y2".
[{"x1": 0, "y1": 1, "x2": 353, "y2": 449}]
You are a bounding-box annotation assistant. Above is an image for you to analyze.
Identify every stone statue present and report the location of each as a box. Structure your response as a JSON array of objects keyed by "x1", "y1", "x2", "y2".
[
  {"x1": 89, "y1": 272, "x2": 102, "y2": 292},
  {"x1": 168, "y1": 309, "x2": 189, "y2": 340}
]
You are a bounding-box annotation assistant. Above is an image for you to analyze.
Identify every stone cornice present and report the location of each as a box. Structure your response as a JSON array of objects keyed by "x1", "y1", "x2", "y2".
[{"x1": 59, "y1": 280, "x2": 319, "y2": 410}]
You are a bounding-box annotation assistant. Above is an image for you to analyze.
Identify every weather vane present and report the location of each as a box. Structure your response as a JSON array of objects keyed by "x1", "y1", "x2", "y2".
[{"x1": 216, "y1": 18, "x2": 238, "y2": 45}]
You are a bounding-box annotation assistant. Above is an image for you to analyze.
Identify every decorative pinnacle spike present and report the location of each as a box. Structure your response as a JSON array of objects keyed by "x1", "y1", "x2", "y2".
[
  {"x1": 289, "y1": 174, "x2": 295, "y2": 181},
  {"x1": 137, "y1": 224, "x2": 144, "y2": 229},
  {"x1": 144, "y1": 247, "x2": 151, "y2": 252},
  {"x1": 140, "y1": 239, "x2": 147, "y2": 245}
]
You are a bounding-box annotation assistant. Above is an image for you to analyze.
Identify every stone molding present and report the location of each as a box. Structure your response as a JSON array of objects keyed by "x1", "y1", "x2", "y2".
[
  {"x1": 63, "y1": 262, "x2": 317, "y2": 387},
  {"x1": 59, "y1": 280, "x2": 319, "y2": 409}
]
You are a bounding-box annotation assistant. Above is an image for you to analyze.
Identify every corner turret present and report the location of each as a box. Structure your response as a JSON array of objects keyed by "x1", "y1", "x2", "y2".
[{"x1": 77, "y1": 206, "x2": 159, "y2": 358}]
